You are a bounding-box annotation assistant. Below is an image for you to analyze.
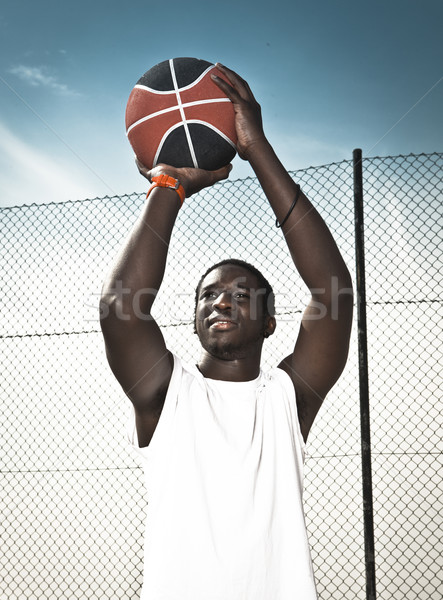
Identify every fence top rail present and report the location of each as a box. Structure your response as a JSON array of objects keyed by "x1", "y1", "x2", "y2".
[{"x1": 1, "y1": 150, "x2": 441, "y2": 211}]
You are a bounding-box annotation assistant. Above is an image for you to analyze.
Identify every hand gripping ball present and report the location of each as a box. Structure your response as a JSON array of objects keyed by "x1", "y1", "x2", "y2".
[{"x1": 125, "y1": 57, "x2": 237, "y2": 171}]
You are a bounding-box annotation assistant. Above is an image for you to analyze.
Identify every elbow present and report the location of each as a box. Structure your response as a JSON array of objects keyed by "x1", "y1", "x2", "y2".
[
  {"x1": 334, "y1": 260, "x2": 354, "y2": 299},
  {"x1": 334, "y1": 264, "x2": 354, "y2": 304},
  {"x1": 311, "y1": 268, "x2": 353, "y2": 320},
  {"x1": 338, "y1": 260, "x2": 353, "y2": 291},
  {"x1": 99, "y1": 284, "x2": 156, "y2": 332},
  {"x1": 331, "y1": 270, "x2": 354, "y2": 323},
  {"x1": 99, "y1": 290, "x2": 127, "y2": 333}
]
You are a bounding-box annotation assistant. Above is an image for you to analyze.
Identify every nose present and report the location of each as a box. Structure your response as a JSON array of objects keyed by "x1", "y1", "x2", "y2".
[{"x1": 213, "y1": 291, "x2": 231, "y2": 310}]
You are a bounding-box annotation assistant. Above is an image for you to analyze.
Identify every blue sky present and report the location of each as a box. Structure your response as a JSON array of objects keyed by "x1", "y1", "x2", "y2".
[{"x1": 0, "y1": 0, "x2": 442, "y2": 207}]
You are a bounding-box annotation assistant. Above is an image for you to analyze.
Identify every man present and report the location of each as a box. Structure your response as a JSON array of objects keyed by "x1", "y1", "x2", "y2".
[{"x1": 100, "y1": 64, "x2": 353, "y2": 599}]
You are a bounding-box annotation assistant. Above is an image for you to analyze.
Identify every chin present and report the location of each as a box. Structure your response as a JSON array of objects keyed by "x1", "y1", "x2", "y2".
[
  {"x1": 201, "y1": 334, "x2": 263, "y2": 362},
  {"x1": 205, "y1": 341, "x2": 246, "y2": 361}
]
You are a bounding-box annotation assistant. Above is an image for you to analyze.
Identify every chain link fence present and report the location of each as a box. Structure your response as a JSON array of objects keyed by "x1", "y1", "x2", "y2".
[{"x1": 1, "y1": 152, "x2": 442, "y2": 599}]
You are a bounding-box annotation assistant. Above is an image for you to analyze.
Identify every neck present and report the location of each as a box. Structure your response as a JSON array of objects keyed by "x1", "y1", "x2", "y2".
[{"x1": 197, "y1": 350, "x2": 262, "y2": 382}]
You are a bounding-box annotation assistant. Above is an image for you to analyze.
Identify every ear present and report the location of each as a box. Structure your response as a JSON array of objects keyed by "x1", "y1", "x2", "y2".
[{"x1": 264, "y1": 315, "x2": 276, "y2": 339}]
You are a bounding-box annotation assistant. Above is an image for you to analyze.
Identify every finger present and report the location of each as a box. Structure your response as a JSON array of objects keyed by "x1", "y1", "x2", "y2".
[
  {"x1": 215, "y1": 63, "x2": 245, "y2": 87},
  {"x1": 135, "y1": 158, "x2": 152, "y2": 181},
  {"x1": 215, "y1": 63, "x2": 254, "y2": 99},
  {"x1": 186, "y1": 164, "x2": 232, "y2": 197},
  {"x1": 211, "y1": 163, "x2": 233, "y2": 183},
  {"x1": 211, "y1": 71, "x2": 241, "y2": 103}
]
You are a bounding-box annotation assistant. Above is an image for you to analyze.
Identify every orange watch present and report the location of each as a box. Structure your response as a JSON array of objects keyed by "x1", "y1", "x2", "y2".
[{"x1": 146, "y1": 174, "x2": 186, "y2": 206}]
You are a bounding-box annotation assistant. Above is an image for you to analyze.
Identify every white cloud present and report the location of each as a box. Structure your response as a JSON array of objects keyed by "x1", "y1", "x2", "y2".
[
  {"x1": 0, "y1": 121, "x2": 97, "y2": 207},
  {"x1": 9, "y1": 65, "x2": 80, "y2": 96}
]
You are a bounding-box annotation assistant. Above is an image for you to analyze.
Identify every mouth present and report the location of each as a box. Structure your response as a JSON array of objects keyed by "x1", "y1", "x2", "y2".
[{"x1": 208, "y1": 317, "x2": 237, "y2": 330}]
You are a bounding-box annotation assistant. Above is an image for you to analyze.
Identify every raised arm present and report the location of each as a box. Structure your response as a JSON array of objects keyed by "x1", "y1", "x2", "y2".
[
  {"x1": 100, "y1": 164, "x2": 230, "y2": 446},
  {"x1": 213, "y1": 65, "x2": 354, "y2": 441}
]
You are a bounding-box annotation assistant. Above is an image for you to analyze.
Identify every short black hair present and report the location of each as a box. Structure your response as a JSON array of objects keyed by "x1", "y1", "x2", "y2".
[{"x1": 194, "y1": 259, "x2": 275, "y2": 331}]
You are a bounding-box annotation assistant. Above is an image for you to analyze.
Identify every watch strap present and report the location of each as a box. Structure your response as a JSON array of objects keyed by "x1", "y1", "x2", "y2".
[{"x1": 146, "y1": 174, "x2": 185, "y2": 206}]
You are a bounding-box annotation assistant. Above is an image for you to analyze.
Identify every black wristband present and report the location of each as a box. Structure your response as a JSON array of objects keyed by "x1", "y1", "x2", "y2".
[{"x1": 275, "y1": 185, "x2": 301, "y2": 228}]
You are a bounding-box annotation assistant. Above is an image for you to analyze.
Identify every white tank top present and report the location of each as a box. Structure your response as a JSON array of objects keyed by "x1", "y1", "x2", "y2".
[{"x1": 128, "y1": 354, "x2": 318, "y2": 600}]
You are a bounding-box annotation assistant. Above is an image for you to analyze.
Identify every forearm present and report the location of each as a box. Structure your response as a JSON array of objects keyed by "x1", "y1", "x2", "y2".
[
  {"x1": 101, "y1": 188, "x2": 181, "y2": 321},
  {"x1": 211, "y1": 63, "x2": 351, "y2": 297},
  {"x1": 100, "y1": 160, "x2": 231, "y2": 327},
  {"x1": 248, "y1": 138, "x2": 352, "y2": 298}
]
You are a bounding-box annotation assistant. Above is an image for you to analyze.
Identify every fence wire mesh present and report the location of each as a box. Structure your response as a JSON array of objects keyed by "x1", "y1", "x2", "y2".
[
  {"x1": 1, "y1": 152, "x2": 442, "y2": 599},
  {"x1": 362, "y1": 154, "x2": 442, "y2": 600}
]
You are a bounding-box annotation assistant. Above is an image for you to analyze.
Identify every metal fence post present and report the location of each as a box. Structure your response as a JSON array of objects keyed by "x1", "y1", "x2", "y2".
[{"x1": 353, "y1": 148, "x2": 377, "y2": 600}]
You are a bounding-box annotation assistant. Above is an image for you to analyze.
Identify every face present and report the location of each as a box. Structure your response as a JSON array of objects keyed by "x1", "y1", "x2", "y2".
[{"x1": 195, "y1": 264, "x2": 274, "y2": 361}]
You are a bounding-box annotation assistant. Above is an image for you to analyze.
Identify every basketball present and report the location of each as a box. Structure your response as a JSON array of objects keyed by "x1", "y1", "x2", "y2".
[{"x1": 125, "y1": 57, "x2": 237, "y2": 171}]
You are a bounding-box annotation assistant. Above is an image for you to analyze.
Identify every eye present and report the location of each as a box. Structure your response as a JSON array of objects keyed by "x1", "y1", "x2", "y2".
[
  {"x1": 201, "y1": 290, "x2": 217, "y2": 300},
  {"x1": 234, "y1": 292, "x2": 249, "y2": 299}
]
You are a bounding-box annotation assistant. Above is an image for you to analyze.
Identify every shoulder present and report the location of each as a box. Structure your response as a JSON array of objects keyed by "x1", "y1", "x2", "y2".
[
  {"x1": 259, "y1": 366, "x2": 307, "y2": 452},
  {"x1": 133, "y1": 353, "x2": 199, "y2": 448}
]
